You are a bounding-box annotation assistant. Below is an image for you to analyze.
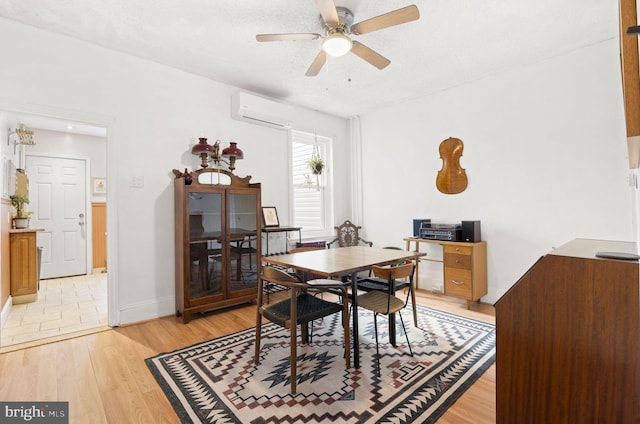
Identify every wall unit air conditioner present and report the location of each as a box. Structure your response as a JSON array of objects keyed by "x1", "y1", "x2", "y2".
[{"x1": 231, "y1": 92, "x2": 294, "y2": 130}]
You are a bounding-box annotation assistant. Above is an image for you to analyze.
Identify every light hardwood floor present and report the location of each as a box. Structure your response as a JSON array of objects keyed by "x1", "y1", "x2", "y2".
[{"x1": 0, "y1": 290, "x2": 495, "y2": 424}]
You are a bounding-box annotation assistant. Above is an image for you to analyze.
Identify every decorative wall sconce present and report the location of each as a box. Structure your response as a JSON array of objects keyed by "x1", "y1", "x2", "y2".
[{"x1": 191, "y1": 137, "x2": 244, "y2": 171}]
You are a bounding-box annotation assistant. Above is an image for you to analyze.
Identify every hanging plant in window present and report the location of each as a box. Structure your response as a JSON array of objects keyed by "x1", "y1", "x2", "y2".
[
  {"x1": 303, "y1": 173, "x2": 315, "y2": 190},
  {"x1": 308, "y1": 141, "x2": 325, "y2": 190}
]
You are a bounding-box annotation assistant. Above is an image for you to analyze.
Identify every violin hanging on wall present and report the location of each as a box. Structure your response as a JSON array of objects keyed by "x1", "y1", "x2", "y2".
[{"x1": 436, "y1": 137, "x2": 468, "y2": 194}]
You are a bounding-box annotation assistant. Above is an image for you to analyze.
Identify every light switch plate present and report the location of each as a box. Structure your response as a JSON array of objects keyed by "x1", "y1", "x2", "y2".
[{"x1": 130, "y1": 176, "x2": 144, "y2": 188}]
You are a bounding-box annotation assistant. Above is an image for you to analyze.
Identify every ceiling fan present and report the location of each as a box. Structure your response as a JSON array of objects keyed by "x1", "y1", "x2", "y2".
[{"x1": 256, "y1": 0, "x2": 420, "y2": 76}]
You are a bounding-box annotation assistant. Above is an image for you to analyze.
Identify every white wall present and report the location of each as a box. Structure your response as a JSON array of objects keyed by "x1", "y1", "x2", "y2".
[
  {"x1": 0, "y1": 18, "x2": 349, "y2": 324},
  {"x1": 0, "y1": 16, "x2": 631, "y2": 319},
  {"x1": 359, "y1": 39, "x2": 632, "y2": 304}
]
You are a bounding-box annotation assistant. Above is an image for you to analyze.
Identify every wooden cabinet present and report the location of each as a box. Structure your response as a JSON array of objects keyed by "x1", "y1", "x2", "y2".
[
  {"x1": 443, "y1": 242, "x2": 487, "y2": 308},
  {"x1": 10, "y1": 229, "x2": 41, "y2": 303},
  {"x1": 494, "y1": 239, "x2": 640, "y2": 423},
  {"x1": 404, "y1": 238, "x2": 487, "y2": 308},
  {"x1": 174, "y1": 168, "x2": 261, "y2": 323}
]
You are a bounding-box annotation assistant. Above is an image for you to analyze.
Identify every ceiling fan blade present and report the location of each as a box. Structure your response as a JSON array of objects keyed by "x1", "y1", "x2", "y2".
[
  {"x1": 351, "y1": 41, "x2": 390, "y2": 70},
  {"x1": 351, "y1": 5, "x2": 420, "y2": 35},
  {"x1": 305, "y1": 50, "x2": 328, "y2": 76},
  {"x1": 256, "y1": 33, "x2": 321, "y2": 42},
  {"x1": 315, "y1": 0, "x2": 339, "y2": 26}
]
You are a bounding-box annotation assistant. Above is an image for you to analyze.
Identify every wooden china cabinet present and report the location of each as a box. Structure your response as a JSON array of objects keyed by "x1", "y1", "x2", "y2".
[{"x1": 173, "y1": 167, "x2": 261, "y2": 323}]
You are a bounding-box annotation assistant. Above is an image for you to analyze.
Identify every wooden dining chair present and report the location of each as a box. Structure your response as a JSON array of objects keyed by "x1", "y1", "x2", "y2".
[
  {"x1": 356, "y1": 258, "x2": 418, "y2": 327},
  {"x1": 356, "y1": 261, "x2": 415, "y2": 377},
  {"x1": 262, "y1": 246, "x2": 326, "y2": 302},
  {"x1": 255, "y1": 266, "x2": 351, "y2": 394},
  {"x1": 327, "y1": 220, "x2": 372, "y2": 248}
]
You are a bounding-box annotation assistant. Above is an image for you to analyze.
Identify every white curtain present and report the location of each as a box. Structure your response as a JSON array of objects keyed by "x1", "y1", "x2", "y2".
[{"x1": 349, "y1": 116, "x2": 364, "y2": 225}]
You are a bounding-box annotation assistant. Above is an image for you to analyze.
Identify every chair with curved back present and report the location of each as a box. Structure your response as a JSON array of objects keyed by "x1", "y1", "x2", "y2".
[
  {"x1": 356, "y1": 261, "x2": 416, "y2": 377},
  {"x1": 327, "y1": 220, "x2": 372, "y2": 248},
  {"x1": 255, "y1": 266, "x2": 351, "y2": 394},
  {"x1": 357, "y1": 251, "x2": 419, "y2": 327},
  {"x1": 262, "y1": 244, "x2": 327, "y2": 302},
  {"x1": 288, "y1": 244, "x2": 348, "y2": 340}
]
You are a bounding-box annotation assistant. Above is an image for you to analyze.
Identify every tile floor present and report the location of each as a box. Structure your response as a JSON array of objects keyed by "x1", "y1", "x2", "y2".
[{"x1": 1, "y1": 273, "x2": 108, "y2": 347}]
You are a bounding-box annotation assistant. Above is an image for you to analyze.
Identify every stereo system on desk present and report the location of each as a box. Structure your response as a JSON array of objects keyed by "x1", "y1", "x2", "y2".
[{"x1": 413, "y1": 219, "x2": 481, "y2": 242}]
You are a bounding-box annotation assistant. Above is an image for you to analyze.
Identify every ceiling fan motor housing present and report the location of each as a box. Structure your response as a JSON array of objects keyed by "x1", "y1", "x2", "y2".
[{"x1": 321, "y1": 7, "x2": 354, "y2": 35}]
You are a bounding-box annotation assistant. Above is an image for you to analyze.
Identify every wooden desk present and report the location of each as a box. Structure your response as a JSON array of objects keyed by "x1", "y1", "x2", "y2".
[
  {"x1": 404, "y1": 237, "x2": 487, "y2": 309},
  {"x1": 262, "y1": 226, "x2": 302, "y2": 255},
  {"x1": 262, "y1": 246, "x2": 425, "y2": 368}
]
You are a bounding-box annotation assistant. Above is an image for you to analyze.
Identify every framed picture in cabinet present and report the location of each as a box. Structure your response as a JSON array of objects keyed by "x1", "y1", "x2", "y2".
[{"x1": 262, "y1": 206, "x2": 279, "y2": 227}]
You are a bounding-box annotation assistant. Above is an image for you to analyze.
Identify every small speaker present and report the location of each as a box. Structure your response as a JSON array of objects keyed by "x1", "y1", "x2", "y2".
[
  {"x1": 461, "y1": 220, "x2": 481, "y2": 242},
  {"x1": 413, "y1": 219, "x2": 431, "y2": 237}
]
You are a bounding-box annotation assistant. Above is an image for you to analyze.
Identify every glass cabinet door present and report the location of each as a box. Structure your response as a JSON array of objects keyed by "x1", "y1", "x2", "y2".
[
  {"x1": 188, "y1": 191, "x2": 223, "y2": 300},
  {"x1": 228, "y1": 192, "x2": 258, "y2": 293}
]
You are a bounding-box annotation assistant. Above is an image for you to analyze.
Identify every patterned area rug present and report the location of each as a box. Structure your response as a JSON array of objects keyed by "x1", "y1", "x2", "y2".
[{"x1": 146, "y1": 305, "x2": 495, "y2": 423}]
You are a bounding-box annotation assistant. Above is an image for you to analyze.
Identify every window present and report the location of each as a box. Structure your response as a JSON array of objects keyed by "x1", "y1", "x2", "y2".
[{"x1": 290, "y1": 130, "x2": 333, "y2": 238}]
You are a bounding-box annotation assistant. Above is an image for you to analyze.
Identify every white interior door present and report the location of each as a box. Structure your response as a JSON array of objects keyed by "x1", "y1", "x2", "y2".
[{"x1": 25, "y1": 155, "x2": 88, "y2": 279}]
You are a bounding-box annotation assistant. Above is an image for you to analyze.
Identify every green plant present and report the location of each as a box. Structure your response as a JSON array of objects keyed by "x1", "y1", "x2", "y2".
[
  {"x1": 308, "y1": 143, "x2": 325, "y2": 191},
  {"x1": 308, "y1": 156, "x2": 325, "y2": 175},
  {"x1": 303, "y1": 173, "x2": 314, "y2": 189},
  {"x1": 9, "y1": 194, "x2": 31, "y2": 219}
]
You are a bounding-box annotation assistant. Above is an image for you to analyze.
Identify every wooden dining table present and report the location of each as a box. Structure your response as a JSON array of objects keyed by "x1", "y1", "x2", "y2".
[{"x1": 261, "y1": 246, "x2": 426, "y2": 368}]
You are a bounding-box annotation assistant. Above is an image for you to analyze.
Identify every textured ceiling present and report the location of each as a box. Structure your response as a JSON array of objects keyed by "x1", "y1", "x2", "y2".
[{"x1": 0, "y1": 0, "x2": 620, "y2": 119}]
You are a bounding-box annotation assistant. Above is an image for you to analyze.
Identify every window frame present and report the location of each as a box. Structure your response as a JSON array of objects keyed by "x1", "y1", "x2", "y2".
[{"x1": 288, "y1": 130, "x2": 334, "y2": 239}]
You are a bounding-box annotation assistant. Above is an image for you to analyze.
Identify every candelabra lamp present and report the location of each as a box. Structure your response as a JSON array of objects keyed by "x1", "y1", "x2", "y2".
[{"x1": 191, "y1": 137, "x2": 244, "y2": 171}]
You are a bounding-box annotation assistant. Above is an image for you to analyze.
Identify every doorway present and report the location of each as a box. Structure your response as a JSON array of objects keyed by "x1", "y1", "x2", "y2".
[{"x1": 0, "y1": 114, "x2": 110, "y2": 349}]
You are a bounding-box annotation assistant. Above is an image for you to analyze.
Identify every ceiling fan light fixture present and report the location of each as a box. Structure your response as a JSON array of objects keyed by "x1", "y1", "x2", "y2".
[{"x1": 322, "y1": 32, "x2": 352, "y2": 57}]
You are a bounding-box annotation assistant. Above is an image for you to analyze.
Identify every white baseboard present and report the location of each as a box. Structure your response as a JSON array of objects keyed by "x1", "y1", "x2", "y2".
[
  {"x1": 1, "y1": 296, "x2": 13, "y2": 325},
  {"x1": 117, "y1": 296, "x2": 175, "y2": 326}
]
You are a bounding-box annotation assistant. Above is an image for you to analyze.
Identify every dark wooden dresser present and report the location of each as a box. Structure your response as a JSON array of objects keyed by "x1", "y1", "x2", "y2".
[{"x1": 495, "y1": 238, "x2": 640, "y2": 423}]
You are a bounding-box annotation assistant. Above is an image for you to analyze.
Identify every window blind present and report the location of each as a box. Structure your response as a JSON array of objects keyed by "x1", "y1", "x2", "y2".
[{"x1": 291, "y1": 131, "x2": 330, "y2": 231}]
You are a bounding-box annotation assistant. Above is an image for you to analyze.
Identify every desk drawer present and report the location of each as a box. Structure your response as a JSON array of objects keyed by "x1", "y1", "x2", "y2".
[
  {"x1": 444, "y1": 253, "x2": 471, "y2": 270},
  {"x1": 444, "y1": 268, "x2": 473, "y2": 298},
  {"x1": 444, "y1": 244, "x2": 472, "y2": 255}
]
